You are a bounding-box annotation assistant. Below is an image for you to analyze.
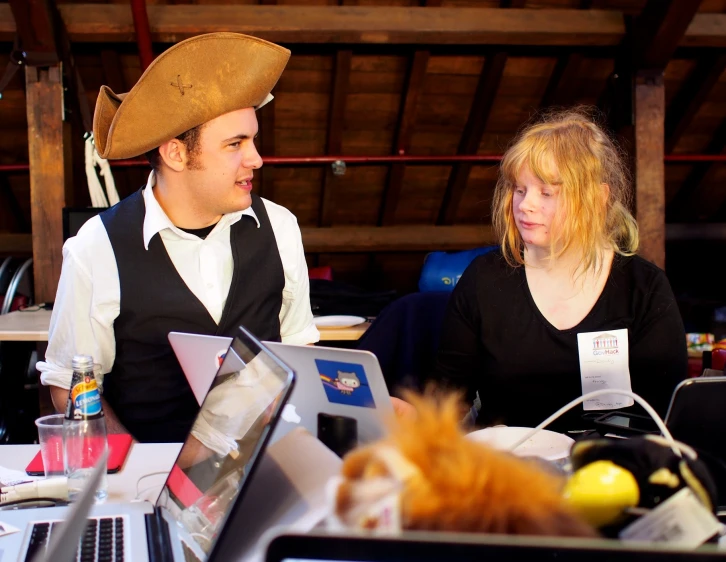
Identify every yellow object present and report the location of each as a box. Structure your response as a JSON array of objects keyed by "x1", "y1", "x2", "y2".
[{"x1": 562, "y1": 460, "x2": 640, "y2": 528}]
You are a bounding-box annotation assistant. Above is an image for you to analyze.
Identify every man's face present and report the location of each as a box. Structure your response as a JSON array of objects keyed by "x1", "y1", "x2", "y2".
[{"x1": 184, "y1": 107, "x2": 263, "y2": 216}]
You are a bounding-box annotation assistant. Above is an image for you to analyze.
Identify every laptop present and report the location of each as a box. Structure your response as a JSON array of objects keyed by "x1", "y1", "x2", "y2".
[
  {"x1": 168, "y1": 332, "x2": 393, "y2": 445},
  {"x1": 2, "y1": 326, "x2": 296, "y2": 562},
  {"x1": 264, "y1": 530, "x2": 726, "y2": 562}
]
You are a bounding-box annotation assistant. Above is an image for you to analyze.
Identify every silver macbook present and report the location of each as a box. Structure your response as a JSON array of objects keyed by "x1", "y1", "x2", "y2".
[
  {"x1": 168, "y1": 332, "x2": 393, "y2": 445},
  {"x1": 2, "y1": 326, "x2": 296, "y2": 562}
]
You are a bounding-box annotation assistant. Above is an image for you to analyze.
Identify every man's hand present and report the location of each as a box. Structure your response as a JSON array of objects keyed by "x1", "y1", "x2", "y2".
[
  {"x1": 49, "y1": 386, "x2": 132, "y2": 436},
  {"x1": 391, "y1": 396, "x2": 416, "y2": 420}
]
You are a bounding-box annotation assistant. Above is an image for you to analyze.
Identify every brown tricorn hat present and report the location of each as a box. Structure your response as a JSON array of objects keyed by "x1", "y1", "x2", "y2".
[{"x1": 93, "y1": 32, "x2": 290, "y2": 160}]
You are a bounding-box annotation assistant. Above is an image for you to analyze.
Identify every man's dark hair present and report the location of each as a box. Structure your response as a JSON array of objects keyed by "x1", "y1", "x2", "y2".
[{"x1": 145, "y1": 124, "x2": 204, "y2": 171}]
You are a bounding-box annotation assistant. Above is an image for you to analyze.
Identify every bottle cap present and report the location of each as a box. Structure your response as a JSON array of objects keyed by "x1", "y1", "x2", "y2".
[{"x1": 72, "y1": 354, "x2": 94, "y2": 372}]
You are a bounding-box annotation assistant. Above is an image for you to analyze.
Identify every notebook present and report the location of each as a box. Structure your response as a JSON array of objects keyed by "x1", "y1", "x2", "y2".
[
  {"x1": 25, "y1": 433, "x2": 134, "y2": 476},
  {"x1": 1, "y1": 325, "x2": 296, "y2": 562}
]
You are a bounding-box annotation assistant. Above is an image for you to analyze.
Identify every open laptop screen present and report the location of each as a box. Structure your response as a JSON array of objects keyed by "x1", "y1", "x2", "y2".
[{"x1": 156, "y1": 326, "x2": 295, "y2": 560}]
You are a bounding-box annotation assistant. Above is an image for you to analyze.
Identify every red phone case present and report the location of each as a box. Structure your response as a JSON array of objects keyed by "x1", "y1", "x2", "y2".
[{"x1": 26, "y1": 433, "x2": 134, "y2": 476}]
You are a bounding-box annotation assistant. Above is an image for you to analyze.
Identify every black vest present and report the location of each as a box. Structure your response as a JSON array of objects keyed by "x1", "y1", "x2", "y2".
[{"x1": 100, "y1": 189, "x2": 284, "y2": 443}]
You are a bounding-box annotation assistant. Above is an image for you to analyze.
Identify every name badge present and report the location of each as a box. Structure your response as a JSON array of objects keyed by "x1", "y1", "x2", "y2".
[{"x1": 577, "y1": 328, "x2": 633, "y2": 410}]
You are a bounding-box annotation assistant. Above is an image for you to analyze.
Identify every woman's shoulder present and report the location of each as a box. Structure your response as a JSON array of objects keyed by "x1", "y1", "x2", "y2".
[
  {"x1": 468, "y1": 248, "x2": 516, "y2": 276},
  {"x1": 612, "y1": 253, "x2": 670, "y2": 288}
]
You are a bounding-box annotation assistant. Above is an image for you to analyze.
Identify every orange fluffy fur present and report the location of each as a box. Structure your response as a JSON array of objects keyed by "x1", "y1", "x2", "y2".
[{"x1": 336, "y1": 392, "x2": 597, "y2": 537}]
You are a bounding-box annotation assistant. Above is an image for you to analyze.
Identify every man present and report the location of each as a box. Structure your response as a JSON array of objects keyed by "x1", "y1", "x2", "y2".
[{"x1": 37, "y1": 33, "x2": 319, "y2": 443}]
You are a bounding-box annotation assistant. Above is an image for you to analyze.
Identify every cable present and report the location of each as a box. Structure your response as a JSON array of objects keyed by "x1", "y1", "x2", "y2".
[
  {"x1": 506, "y1": 389, "x2": 682, "y2": 459},
  {"x1": 135, "y1": 471, "x2": 170, "y2": 500}
]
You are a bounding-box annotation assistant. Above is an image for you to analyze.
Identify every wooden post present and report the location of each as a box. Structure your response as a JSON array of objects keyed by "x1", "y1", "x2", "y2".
[
  {"x1": 634, "y1": 71, "x2": 665, "y2": 269},
  {"x1": 25, "y1": 64, "x2": 68, "y2": 304}
]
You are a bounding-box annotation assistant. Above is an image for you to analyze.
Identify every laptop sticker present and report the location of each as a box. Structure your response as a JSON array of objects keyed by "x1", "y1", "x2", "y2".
[
  {"x1": 215, "y1": 348, "x2": 228, "y2": 370},
  {"x1": 316, "y1": 359, "x2": 376, "y2": 409}
]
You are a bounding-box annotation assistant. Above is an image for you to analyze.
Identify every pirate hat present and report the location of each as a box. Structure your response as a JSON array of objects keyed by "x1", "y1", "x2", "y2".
[{"x1": 93, "y1": 32, "x2": 290, "y2": 160}]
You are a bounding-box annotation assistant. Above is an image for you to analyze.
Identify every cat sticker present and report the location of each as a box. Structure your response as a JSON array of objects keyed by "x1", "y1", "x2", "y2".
[{"x1": 316, "y1": 359, "x2": 376, "y2": 409}]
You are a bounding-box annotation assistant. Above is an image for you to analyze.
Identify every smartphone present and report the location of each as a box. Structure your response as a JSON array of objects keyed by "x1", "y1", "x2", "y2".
[{"x1": 594, "y1": 412, "x2": 660, "y2": 437}]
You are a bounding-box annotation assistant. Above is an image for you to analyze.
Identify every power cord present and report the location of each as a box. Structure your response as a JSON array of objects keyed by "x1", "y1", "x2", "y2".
[
  {"x1": 507, "y1": 389, "x2": 682, "y2": 458},
  {"x1": 135, "y1": 471, "x2": 170, "y2": 500}
]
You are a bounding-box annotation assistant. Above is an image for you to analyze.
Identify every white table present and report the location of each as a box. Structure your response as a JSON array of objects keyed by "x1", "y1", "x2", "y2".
[
  {"x1": 0, "y1": 308, "x2": 52, "y2": 342},
  {"x1": 0, "y1": 308, "x2": 369, "y2": 342},
  {"x1": 0, "y1": 442, "x2": 181, "y2": 503}
]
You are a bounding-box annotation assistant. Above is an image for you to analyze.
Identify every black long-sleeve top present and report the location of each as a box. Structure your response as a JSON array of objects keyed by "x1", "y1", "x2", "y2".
[{"x1": 432, "y1": 250, "x2": 688, "y2": 433}]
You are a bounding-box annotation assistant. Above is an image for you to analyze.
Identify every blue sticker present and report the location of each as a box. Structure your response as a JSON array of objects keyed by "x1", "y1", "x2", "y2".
[{"x1": 316, "y1": 359, "x2": 376, "y2": 409}]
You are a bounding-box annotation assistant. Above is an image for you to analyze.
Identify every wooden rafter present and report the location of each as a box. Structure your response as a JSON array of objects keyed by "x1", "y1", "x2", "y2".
[
  {"x1": 0, "y1": 234, "x2": 32, "y2": 257},
  {"x1": 26, "y1": 65, "x2": 69, "y2": 302},
  {"x1": 665, "y1": 53, "x2": 726, "y2": 154},
  {"x1": 668, "y1": 118, "x2": 726, "y2": 222},
  {"x1": 633, "y1": 0, "x2": 703, "y2": 71},
  {"x1": 634, "y1": 73, "x2": 665, "y2": 268},
  {"x1": 7, "y1": 0, "x2": 58, "y2": 66},
  {"x1": 437, "y1": 52, "x2": 507, "y2": 226},
  {"x1": 301, "y1": 225, "x2": 495, "y2": 253},
  {"x1": 501, "y1": 0, "x2": 527, "y2": 7},
  {"x1": 100, "y1": 50, "x2": 126, "y2": 94},
  {"x1": 379, "y1": 50, "x2": 429, "y2": 226},
  {"x1": 0, "y1": 5, "x2": 633, "y2": 46},
  {"x1": 318, "y1": 50, "x2": 352, "y2": 227},
  {"x1": 540, "y1": 53, "x2": 584, "y2": 109}
]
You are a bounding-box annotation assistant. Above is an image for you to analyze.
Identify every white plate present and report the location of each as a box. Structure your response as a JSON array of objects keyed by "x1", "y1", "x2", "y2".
[
  {"x1": 313, "y1": 315, "x2": 367, "y2": 329},
  {"x1": 466, "y1": 426, "x2": 574, "y2": 462}
]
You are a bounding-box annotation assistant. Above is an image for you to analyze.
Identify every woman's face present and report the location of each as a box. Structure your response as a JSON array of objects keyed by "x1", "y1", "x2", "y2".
[{"x1": 512, "y1": 165, "x2": 561, "y2": 253}]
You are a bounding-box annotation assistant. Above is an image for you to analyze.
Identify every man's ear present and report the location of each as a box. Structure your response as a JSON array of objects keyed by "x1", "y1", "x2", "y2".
[{"x1": 158, "y1": 138, "x2": 187, "y2": 172}]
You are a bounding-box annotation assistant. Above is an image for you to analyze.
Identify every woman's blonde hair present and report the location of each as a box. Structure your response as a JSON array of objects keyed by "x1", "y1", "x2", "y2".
[{"x1": 491, "y1": 107, "x2": 638, "y2": 274}]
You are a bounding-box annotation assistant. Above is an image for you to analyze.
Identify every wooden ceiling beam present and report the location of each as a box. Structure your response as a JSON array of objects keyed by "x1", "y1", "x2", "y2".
[
  {"x1": 99, "y1": 49, "x2": 126, "y2": 94},
  {"x1": 665, "y1": 53, "x2": 726, "y2": 154},
  {"x1": 500, "y1": 0, "x2": 527, "y2": 7},
  {"x1": 0, "y1": 234, "x2": 33, "y2": 257},
  {"x1": 7, "y1": 0, "x2": 59, "y2": 66},
  {"x1": 540, "y1": 52, "x2": 584, "y2": 109},
  {"x1": 438, "y1": 52, "x2": 507, "y2": 226},
  {"x1": 301, "y1": 225, "x2": 495, "y2": 252},
  {"x1": 633, "y1": 0, "x2": 702, "y2": 71},
  {"x1": 0, "y1": 5, "x2": 631, "y2": 46},
  {"x1": 667, "y1": 118, "x2": 726, "y2": 222},
  {"x1": 318, "y1": 50, "x2": 352, "y2": 228},
  {"x1": 379, "y1": 50, "x2": 429, "y2": 226}
]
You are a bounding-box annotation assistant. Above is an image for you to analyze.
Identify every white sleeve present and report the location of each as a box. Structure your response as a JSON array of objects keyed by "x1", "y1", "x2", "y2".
[
  {"x1": 36, "y1": 218, "x2": 120, "y2": 391},
  {"x1": 270, "y1": 205, "x2": 319, "y2": 345}
]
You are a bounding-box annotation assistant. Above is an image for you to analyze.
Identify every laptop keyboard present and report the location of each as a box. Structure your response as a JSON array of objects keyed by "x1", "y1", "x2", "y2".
[{"x1": 25, "y1": 516, "x2": 125, "y2": 562}]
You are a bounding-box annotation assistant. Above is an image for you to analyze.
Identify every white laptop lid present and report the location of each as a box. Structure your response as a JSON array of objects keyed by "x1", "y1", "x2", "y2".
[
  {"x1": 169, "y1": 332, "x2": 392, "y2": 445},
  {"x1": 169, "y1": 332, "x2": 234, "y2": 405},
  {"x1": 263, "y1": 342, "x2": 392, "y2": 445}
]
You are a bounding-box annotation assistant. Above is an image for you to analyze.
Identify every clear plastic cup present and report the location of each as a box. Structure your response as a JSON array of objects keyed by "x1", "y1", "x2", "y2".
[{"x1": 34, "y1": 414, "x2": 66, "y2": 479}]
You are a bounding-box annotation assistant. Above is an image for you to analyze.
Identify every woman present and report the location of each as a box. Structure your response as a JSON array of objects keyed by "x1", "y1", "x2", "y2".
[{"x1": 432, "y1": 108, "x2": 687, "y2": 432}]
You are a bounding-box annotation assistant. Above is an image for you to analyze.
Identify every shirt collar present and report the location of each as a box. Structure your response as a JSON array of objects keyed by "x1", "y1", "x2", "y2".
[{"x1": 141, "y1": 171, "x2": 260, "y2": 250}]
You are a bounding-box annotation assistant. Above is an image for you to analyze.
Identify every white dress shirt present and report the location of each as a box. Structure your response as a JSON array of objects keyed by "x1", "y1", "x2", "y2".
[{"x1": 37, "y1": 171, "x2": 319, "y2": 390}]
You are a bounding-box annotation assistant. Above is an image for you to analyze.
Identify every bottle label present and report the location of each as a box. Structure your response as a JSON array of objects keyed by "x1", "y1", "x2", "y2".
[{"x1": 68, "y1": 375, "x2": 104, "y2": 420}]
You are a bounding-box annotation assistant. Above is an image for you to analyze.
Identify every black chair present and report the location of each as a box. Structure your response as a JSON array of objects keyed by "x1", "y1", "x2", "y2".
[{"x1": 356, "y1": 291, "x2": 451, "y2": 395}]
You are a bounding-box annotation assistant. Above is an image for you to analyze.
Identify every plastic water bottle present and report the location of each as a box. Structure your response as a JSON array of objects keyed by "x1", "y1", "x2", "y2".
[{"x1": 63, "y1": 354, "x2": 108, "y2": 502}]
